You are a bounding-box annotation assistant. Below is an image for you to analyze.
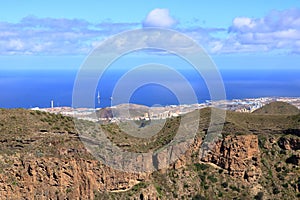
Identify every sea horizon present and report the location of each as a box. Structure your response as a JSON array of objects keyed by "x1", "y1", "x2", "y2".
[{"x1": 1, "y1": 67, "x2": 299, "y2": 109}]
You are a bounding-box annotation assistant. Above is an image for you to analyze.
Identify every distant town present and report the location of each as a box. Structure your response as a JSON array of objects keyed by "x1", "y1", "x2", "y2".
[{"x1": 31, "y1": 97, "x2": 300, "y2": 123}]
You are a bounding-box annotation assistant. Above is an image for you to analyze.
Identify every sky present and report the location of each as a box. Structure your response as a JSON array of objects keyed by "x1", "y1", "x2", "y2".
[
  {"x1": 0, "y1": 1, "x2": 300, "y2": 108},
  {"x1": 0, "y1": 0, "x2": 300, "y2": 70}
]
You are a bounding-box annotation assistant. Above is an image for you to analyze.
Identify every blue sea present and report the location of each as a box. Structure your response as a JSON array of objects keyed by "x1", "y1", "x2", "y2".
[{"x1": 0, "y1": 68, "x2": 299, "y2": 109}]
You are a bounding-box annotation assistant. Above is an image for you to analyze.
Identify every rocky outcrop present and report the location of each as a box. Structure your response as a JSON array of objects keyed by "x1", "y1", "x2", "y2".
[
  {"x1": 0, "y1": 156, "x2": 146, "y2": 200},
  {"x1": 278, "y1": 136, "x2": 300, "y2": 150},
  {"x1": 172, "y1": 136, "x2": 203, "y2": 170},
  {"x1": 200, "y1": 135, "x2": 261, "y2": 182},
  {"x1": 286, "y1": 152, "x2": 300, "y2": 165},
  {"x1": 138, "y1": 184, "x2": 159, "y2": 200},
  {"x1": 170, "y1": 134, "x2": 261, "y2": 182}
]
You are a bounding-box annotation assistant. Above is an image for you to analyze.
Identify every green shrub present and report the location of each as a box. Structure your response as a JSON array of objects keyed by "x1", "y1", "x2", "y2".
[
  {"x1": 229, "y1": 185, "x2": 240, "y2": 192},
  {"x1": 272, "y1": 187, "x2": 280, "y2": 194},
  {"x1": 254, "y1": 192, "x2": 264, "y2": 200},
  {"x1": 131, "y1": 182, "x2": 147, "y2": 192},
  {"x1": 221, "y1": 182, "x2": 228, "y2": 188},
  {"x1": 208, "y1": 175, "x2": 217, "y2": 183},
  {"x1": 155, "y1": 184, "x2": 162, "y2": 196},
  {"x1": 258, "y1": 137, "x2": 266, "y2": 149},
  {"x1": 218, "y1": 192, "x2": 223, "y2": 197},
  {"x1": 275, "y1": 167, "x2": 281, "y2": 172},
  {"x1": 192, "y1": 194, "x2": 206, "y2": 200},
  {"x1": 66, "y1": 188, "x2": 72, "y2": 193},
  {"x1": 12, "y1": 181, "x2": 18, "y2": 186},
  {"x1": 277, "y1": 174, "x2": 285, "y2": 181},
  {"x1": 199, "y1": 174, "x2": 206, "y2": 181},
  {"x1": 194, "y1": 163, "x2": 209, "y2": 171}
]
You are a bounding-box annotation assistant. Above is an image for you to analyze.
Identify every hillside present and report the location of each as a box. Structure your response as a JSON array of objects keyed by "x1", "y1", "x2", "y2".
[
  {"x1": 0, "y1": 105, "x2": 299, "y2": 199},
  {"x1": 253, "y1": 101, "x2": 300, "y2": 115},
  {"x1": 96, "y1": 104, "x2": 149, "y2": 119}
]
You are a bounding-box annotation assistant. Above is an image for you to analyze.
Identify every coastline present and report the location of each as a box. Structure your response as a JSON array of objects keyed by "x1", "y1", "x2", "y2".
[{"x1": 29, "y1": 96, "x2": 300, "y2": 122}]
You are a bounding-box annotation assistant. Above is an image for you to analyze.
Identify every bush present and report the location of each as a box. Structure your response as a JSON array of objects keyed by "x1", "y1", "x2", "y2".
[
  {"x1": 275, "y1": 167, "x2": 281, "y2": 172},
  {"x1": 273, "y1": 187, "x2": 280, "y2": 194},
  {"x1": 155, "y1": 184, "x2": 162, "y2": 197},
  {"x1": 192, "y1": 194, "x2": 206, "y2": 200},
  {"x1": 277, "y1": 174, "x2": 285, "y2": 181},
  {"x1": 66, "y1": 188, "x2": 72, "y2": 193},
  {"x1": 35, "y1": 110, "x2": 42, "y2": 115},
  {"x1": 218, "y1": 192, "x2": 223, "y2": 197},
  {"x1": 194, "y1": 163, "x2": 209, "y2": 171},
  {"x1": 199, "y1": 174, "x2": 205, "y2": 181},
  {"x1": 230, "y1": 185, "x2": 240, "y2": 192},
  {"x1": 279, "y1": 150, "x2": 286, "y2": 155},
  {"x1": 208, "y1": 175, "x2": 217, "y2": 183},
  {"x1": 221, "y1": 182, "x2": 228, "y2": 188},
  {"x1": 131, "y1": 182, "x2": 147, "y2": 192},
  {"x1": 254, "y1": 192, "x2": 264, "y2": 200},
  {"x1": 258, "y1": 137, "x2": 266, "y2": 149}
]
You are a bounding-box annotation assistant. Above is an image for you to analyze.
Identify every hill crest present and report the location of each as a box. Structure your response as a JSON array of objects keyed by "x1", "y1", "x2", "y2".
[{"x1": 253, "y1": 101, "x2": 300, "y2": 115}]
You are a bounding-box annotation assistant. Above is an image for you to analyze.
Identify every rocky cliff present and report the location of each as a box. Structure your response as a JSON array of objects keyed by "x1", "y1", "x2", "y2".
[
  {"x1": 200, "y1": 135, "x2": 261, "y2": 181},
  {"x1": 0, "y1": 151, "x2": 146, "y2": 200}
]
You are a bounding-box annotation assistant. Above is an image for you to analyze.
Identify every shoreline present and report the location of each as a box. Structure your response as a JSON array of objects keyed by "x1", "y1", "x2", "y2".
[{"x1": 27, "y1": 96, "x2": 300, "y2": 122}]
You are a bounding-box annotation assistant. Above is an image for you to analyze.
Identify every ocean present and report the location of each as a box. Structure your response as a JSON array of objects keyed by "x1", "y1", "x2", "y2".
[{"x1": 0, "y1": 68, "x2": 299, "y2": 108}]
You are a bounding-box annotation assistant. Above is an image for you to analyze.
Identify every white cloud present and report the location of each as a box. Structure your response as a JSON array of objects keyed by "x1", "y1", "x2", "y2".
[
  {"x1": 1, "y1": 8, "x2": 300, "y2": 55},
  {"x1": 210, "y1": 41, "x2": 223, "y2": 53},
  {"x1": 143, "y1": 8, "x2": 177, "y2": 28},
  {"x1": 8, "y1": 39, "x2": 24, "y2": 51},
  {"x1": 0, "y1": 16, "x2": 140, "y2": 55},
  {"x1": 233, "y1": 17, "x2": 256, "y2": 29},
  {"x1": 217, "y1": 8, "x2": 300, "y2": 54}
]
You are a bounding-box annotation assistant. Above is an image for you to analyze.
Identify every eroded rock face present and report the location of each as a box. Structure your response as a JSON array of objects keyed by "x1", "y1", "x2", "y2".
[
  {"x1": 200, "y1": 135, "x2": 261, "y2": 182},
  {"x1": 0, "y1": 156, "x2": 146, "y2": 200},
  {"x1": 172, "y1": 136, "x2": 203, "y2": 170},
  {"x1": 0, "y1": 134, "x2": 263, "y2": 199}
]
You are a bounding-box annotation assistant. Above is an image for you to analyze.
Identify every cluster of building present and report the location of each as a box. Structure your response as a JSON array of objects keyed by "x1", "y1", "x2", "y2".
[{"x1": 31, "y1": 97, "x2": 300, "y2": 123}]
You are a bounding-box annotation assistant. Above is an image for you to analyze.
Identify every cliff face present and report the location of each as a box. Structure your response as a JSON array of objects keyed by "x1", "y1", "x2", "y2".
[
  {"x1": 0, "y1": 124, "x2": 263, "y2": 199},
  {"x1": 0, "y1": 156, "x2": 146, "y2": 200},
  {"x1": 200, "y1": 135, "x2": 261, "y2": 182}
]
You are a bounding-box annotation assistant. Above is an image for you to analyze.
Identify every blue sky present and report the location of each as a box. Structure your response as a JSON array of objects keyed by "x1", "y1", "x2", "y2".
[
  {"x1": 0, "y1": 0, "x2": 300, "y2": 69},
  {"x1": 0, "y1": 1, "x2": 300, "y2": 108}
]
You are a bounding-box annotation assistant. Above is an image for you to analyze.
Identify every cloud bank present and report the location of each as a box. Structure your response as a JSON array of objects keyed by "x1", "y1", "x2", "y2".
[
  {"x1": 0, "y1": 16, "x2": 139, "y2": 55},
  {"x1": 0, "y1": 8, "x2": 300, "y2": 55},
  {"x1": 224, "y1": 8, "x2": 300, "y2": 54}
]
